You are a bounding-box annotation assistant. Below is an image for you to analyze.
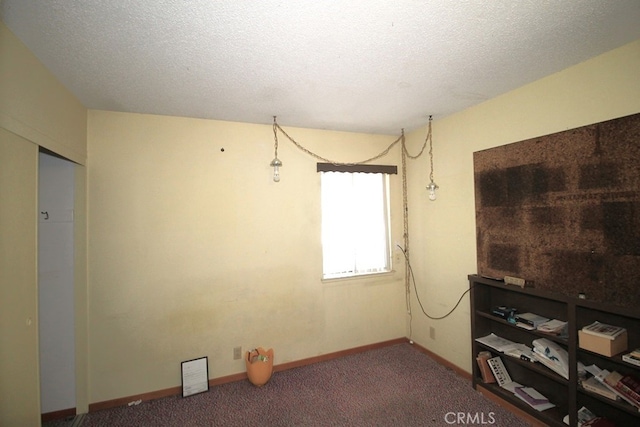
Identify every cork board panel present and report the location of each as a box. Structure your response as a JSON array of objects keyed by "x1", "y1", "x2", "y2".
[{"x1": 474, "y1": 113, "x2": 640, "y2": 308}]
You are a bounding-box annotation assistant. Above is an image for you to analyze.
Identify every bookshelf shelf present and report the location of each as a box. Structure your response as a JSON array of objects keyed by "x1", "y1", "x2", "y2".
[
  {"x1": 577, "y1": 386, "x2": 640, "y2": 416},
  {"x1": 469, "y1": 274, "x2": 640, "y2": 427},
  {"x1": 480, "y1": 382, "x2": 567, "y2": 426},
  {"x1": 475, "y1": 311, "x2": 569, "y2": 346},
  {"x1": 476, "y1": 340, "x2": 568, "y2": 385}
]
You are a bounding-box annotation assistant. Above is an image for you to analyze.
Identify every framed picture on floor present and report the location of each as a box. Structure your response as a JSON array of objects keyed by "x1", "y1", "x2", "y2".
[{"x1": 181, "y1": 356, "x2": 209, "y2": 397}]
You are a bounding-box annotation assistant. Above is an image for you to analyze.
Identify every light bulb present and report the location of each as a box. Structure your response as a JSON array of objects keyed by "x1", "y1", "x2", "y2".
[
  {"x1": 270, "y1": 157, "x2": 282, "y2": 183},
  {"x1": 427, "y1": 181, "x2": 438, "y2": 201}
]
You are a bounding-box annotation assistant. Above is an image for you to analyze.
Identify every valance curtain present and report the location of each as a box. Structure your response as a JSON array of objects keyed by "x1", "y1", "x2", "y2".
[{"x1": 316, "y1": 163, "x2": 397, "y2": 175}]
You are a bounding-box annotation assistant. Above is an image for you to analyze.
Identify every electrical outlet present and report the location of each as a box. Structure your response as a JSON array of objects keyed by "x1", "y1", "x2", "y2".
[
  {"x1": 233, "y1": 346, "x2": 242, "y2": 360},
  {"x1": 429, "y1": 326, "x2": 436, "y2": 340}
]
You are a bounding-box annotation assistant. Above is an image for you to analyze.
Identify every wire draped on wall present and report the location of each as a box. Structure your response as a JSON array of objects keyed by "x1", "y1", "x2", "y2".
[{"x1": 272, "y1": 116, "x2": 434, "y2": 314}]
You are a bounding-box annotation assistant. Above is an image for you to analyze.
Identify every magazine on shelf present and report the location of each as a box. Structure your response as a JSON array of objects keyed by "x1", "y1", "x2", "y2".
[
  {"x1": 513, "y1": 386, "x2": 555, "y2": 411},
  {"x1": 514, "y1": 386, "x2": 549, "y2": 405},
  {"x1": 503, "y1": 343, "x2": 537, "y2": 362},
  {"x1": 476, "y1": 333, "x2": 538, "y2": 362},
  {"x1": 623, "y1": 352, "x2": 640, "y2": 367},
  {"x1": 581, "y1": 321, "x2": 626, "y2": 340},
  {"x1": 515, "y1": 312, "x2": 549, "y2": 330},
  {"x1": 581, "y1": 376, "x2": 619, "y2": 401},
  {"x1": 537, "y1": 319, "x2": 568, "y2": 336},
  {"x1": 475, "y1": 333, "x2": 517, "y2": 353}
]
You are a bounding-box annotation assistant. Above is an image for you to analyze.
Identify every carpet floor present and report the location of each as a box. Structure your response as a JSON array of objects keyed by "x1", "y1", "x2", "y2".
[{"x1": 46, "y1": 343, "x2": 530, "y2": 426}]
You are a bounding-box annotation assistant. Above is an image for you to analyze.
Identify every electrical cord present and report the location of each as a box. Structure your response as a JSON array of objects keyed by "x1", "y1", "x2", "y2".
[{"x1": 397, "y1": 245, "x2": 474, "y2": 320}]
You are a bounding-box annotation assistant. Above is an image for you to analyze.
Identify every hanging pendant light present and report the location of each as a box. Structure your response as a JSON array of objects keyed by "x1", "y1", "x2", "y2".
[
  {"x1": 426, "y1": 180, "x2": 439, "y2": 201},
  {"x1": 270, "y1": 157, "x2": 282, "y2": 182},
  {"x1": 270, "y1": 116, "x2": 282, "y2": 182},
  {"x1": 426, "y1": 115, "x2": 439, "y2": 201}
]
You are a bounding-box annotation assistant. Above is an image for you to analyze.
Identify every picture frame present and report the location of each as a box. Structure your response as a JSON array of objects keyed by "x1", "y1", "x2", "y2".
[{"x1": 181, "y1": 356, "x2": 209, "y2": 397}]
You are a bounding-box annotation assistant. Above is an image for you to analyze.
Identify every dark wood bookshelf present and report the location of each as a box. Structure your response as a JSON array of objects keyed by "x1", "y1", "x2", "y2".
[{"x1": 469, "y1": 274, "x2": 640, "y2": 427}]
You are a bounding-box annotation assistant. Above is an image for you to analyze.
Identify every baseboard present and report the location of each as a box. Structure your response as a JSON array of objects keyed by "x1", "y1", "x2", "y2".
[
  {"x1": 274, "y1": 337, "x2": 407, "y2": 372},
  {"x1": 89, "y1": 337, "x2": 407, "y2": 413},
  {"x1": 87, "y1": 337, "x2": 547, "y2": 426},
  {"x1": 89, "y1": 385, "x2": 182, "y2": 412},
  {"x1": 408, "y1": 340, "x2": 471, "y2": 380},
  {"x1": 41, "y1": 407, "x2": 75, "y2": 422}
]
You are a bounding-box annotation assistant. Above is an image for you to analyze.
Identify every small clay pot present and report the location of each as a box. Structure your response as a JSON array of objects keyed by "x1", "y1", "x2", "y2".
[{"x1": 246, "y1": 347, "x2": 274, "y2": 386}]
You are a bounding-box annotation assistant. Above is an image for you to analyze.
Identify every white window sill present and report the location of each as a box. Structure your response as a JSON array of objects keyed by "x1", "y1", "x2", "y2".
[{"x1": 321, "y1": 269, "x2": 398, "y2": 285}]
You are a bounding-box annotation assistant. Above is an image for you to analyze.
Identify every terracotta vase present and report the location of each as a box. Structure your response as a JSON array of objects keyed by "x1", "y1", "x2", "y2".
[{"x1": 246, "y1": 347, "x2": 274, "y2": 386}]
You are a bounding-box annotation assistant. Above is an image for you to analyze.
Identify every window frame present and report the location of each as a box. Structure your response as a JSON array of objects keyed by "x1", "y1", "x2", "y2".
[{"x1": 318, "y1": 163, "x2": 396, "y2": 280}]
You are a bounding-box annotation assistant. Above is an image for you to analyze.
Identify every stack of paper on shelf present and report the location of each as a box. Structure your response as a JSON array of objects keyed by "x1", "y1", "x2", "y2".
[
  {"x1": 514, "y1": 386, "x2": 555, "y2": 412},
  {"x1": 503, "y1": 343, "x2": 537, "y2": 362},
  {"x1": 581, "y1": 376, "x2": 619, "y2": 401},
  {"x1": 476, "y1": 333, "x2": 537, "y2": 362},
  {"x1": 514, "y1": 312, "x2": 549, "y2": 330},
  {"x1": 622, "y1": 348, "x2": 640, "y2": 367},
  {"x1": 537, "y1": 319, "x2": 568, "y2": 336},
  {"x1": 475, "y1": 333, "x2": 516, "y2": 352}
]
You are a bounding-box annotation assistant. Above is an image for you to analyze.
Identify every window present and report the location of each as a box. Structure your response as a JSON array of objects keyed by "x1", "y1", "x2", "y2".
[{"x1": 320, "y1": 165, "x2": 394, "y2": 279}]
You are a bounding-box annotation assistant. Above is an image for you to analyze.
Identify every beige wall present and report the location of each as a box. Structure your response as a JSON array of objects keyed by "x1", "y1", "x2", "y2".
[
  {"x1": 0, "y1": 20, "x2": 88, "y2": 424},
  {"x1": 0, "y1": 22, "x2": 87, "y2": 165},
  {"x1": 87, "y1": 111, "x2": 407, "y2": 403},
  {"x1": 405, "y1": 39, "x2": 640, "y2": 372},
  {"x1": 0, "y1": 128, "x2": 40, "y2": 426}
]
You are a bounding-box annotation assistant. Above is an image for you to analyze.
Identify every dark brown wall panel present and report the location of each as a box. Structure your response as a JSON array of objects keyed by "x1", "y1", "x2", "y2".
[{"x1": 474, "y1": 113, "x2": 640, "y2": 308}]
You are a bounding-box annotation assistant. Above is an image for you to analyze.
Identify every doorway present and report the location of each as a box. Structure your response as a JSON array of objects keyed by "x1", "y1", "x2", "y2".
[{"x1": 38, "y1": 150, "x2": 76, "y2": 417}]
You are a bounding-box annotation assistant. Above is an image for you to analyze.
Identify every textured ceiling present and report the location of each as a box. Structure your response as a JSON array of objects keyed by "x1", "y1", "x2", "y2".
[{"x1": 2, "y1": 0, "x2": 640, "y2": 134}]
